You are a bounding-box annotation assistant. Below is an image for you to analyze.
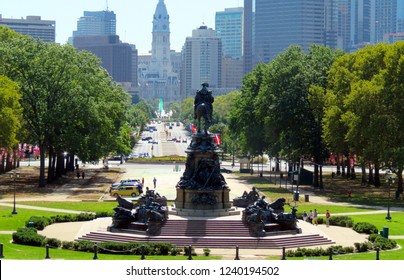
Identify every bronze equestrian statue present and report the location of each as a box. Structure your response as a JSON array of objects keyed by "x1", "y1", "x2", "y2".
[{"x1": 194, "y1": 82, "x2": 214, "y2": 134}]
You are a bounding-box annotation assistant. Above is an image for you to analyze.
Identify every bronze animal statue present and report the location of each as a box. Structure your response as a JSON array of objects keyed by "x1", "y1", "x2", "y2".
[{"x1": 194, "y1": 82, "x2": 214, "y2": 134}]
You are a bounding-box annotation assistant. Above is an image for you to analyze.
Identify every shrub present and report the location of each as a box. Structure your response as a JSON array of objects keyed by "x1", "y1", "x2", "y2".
[
  {"x1": 353, "y1": 222, "x2": 378, "y2": 234},
  {"x1": 72, "y1": 240, "x2": 95, "y2": 252},
  {"x1": 62, "y1": 241, "x2": 75, "y2": 250},
  {"x1": 373, "y1": 236, "x2": 397, "y2": 250},
  {"x1": 203, "y1": 248, "x2": 211, "y2": 256},
  {"x1": 354, "y1": 241, "x2": 373, "y2": 252},
  {"x1": 156, "y1": 243, "x2": 174, "y2": 255},
  {"x1": 26, "y1": 216, "x2": 51, "y2": 230},
  {"x1": 45, "y1": 238, "x2": 62, "y2": 248},
  {"x1": 329, "y1": 216, "x2": 354, "y2": 227},
  {"x1": 95, "y1": 211, "x2": 112, "y2": 218},
  {"x1": 76, "y1": 213, "x2": 96, "y2": 221},
  {"x1": 170, "y1": 247, "x2": 182, "y2": 256},
  {"x1": 368, "y1": 233, "x2": 379, "y2": 243},
  {"x1": 12, "y1": 228, "x2": 46, "y2": 246},
  {"x1": 97, "y1": 242, "x2": 136, "y2": 255},
  {"x1": 183, "y1": 246, "x2": 197, "y2": 256}
]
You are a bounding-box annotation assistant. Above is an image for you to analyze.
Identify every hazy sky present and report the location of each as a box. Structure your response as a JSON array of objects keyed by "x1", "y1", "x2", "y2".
[{"x1": 1, "y1": 0, "x2": 243, "y2": 54}]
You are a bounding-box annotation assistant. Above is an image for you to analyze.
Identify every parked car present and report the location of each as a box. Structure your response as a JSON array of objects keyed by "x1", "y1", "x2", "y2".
[
  {"x1": 111, "y1": 179, "x2": 142, "y2": 188},
  {"x1": 110, "y1": 185, "x2": 142, "y2": 197}
]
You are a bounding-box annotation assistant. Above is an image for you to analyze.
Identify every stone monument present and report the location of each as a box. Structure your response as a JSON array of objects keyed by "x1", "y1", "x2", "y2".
[{"x1": 173, "y1": 83, "x2": 233, "y2": 214}]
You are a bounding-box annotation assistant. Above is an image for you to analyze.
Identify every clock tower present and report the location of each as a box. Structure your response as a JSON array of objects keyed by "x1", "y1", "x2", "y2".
[{"x1": 150, "y1": 0, "x2": 173, "y2": 78}]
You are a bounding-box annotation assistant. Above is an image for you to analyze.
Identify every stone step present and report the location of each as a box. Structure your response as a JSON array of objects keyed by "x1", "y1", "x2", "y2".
[{"x1": 78, "y1": 231, "x2": 334, "y2": 249}]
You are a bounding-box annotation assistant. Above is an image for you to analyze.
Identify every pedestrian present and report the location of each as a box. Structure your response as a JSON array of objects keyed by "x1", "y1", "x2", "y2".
[
  {"x1": 76, "y1": 171, "x2": 80, "y2": 179},
  {"x1": 302, "y1": 210, "x2": 308, "y2": 222},
  {"x1": 142, "y1": 177, "x2": 144, "y2": 186},
  {"x1": 313, "y1": 209, "x2": 318, "y2": 225},
  {"x1": 326, "y1": 210, "x2": 331, "y2": 227},
  {"x1": 81, "y1": 171, "x2": 85, "y2": 179},
  {"x1": 153, "y1": 177, "x2": 157, "y2": 189},
  {"x1": 309, "y1": 210, "x2": 313, "y2": 224}
]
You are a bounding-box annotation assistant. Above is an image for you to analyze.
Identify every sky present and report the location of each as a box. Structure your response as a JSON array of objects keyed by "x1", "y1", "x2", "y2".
[{"x1": 1, "y1": 0, "x2": 243, "y2": 54}]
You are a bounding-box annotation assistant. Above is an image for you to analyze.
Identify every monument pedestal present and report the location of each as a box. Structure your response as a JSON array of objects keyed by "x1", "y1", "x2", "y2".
[
  {"x1": 174, "y1": 132, "x2": 234, "y2": 215},
  {"x1": 175, "y1": 188, "x2": 232, "y2": 210}
]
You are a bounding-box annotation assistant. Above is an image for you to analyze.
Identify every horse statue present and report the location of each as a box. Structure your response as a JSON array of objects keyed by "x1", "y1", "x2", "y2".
[
  {"x1": 195, "y1": 103, "x2": 212, "y2": 134},
  {"x1": 194, "y1": 82, "x2": 214, "y2": 134}
]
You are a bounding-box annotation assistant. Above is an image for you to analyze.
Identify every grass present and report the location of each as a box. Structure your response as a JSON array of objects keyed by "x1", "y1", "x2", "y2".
[
  {"x1": 17, "y1": 201, "x2": 117, "y2": 213},
  {"x1": 267, "y1": 239, "x2": 404, "y2": 260},
  {"x1": 0, "y1": 206, "x2": 70, "y2": 231},
  {"x1": 0, "y1": 235, "x2": 220, "y2": 260}
]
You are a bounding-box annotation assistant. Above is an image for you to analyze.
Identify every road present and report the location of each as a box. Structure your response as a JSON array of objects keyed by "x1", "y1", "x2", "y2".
[{"x1": 133, "y1": 121, "x2": 191, "y2": 158}]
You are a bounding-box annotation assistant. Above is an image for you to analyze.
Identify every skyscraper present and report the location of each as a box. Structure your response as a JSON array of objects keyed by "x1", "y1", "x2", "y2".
[
  {"x1": 72, "y1": 11, "x2": 116, "y2": 37},
  {"x1": 216, "y1": 7, "x2": 244, "y2": 89},
  {"x1": 372, "y1": 0, "x2": 397, "y2": 43},
  {"x1": 73, "y1": 35, "x2": 133, "y2": 83},
  {"x1": 138, "y1": 0, "x2": 179, "y2": 101},
  {"x1": 243, "y1": 0, "x2": 254, "y2": 75},
  {"x1": 0, "y1": 15, "x2": 55, "y2": 42},
  {"x1": 215, "y1": 7, "x2": 244, "y2": 59},
  {"x1": 180, "y1": 25, "x2": 222, "y2": 98},
  {"x1": 254, "y1": 0, "x2": 326, "y2": 64}
]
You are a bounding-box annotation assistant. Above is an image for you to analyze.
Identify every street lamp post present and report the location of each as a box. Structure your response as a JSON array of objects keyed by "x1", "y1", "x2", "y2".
[
  {"x1": 10, "y1": 171, "x2": 19, "y2": 215},
  {"x1": 386, "y1": 176, "x2": 395, "y2": 220}
]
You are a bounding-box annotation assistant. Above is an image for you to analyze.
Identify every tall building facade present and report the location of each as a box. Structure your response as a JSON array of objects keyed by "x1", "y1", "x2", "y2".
[
  {"x1": 215, "y1": 8, "x2": 244, "y2": 59},
  {"x1": 138, "y1": 0, "x2": 180, "y2": 102},
  {"x1": 72, "y1": 11, "x2": 116, "y2": 37},
  {"x1": 0, "y1": 15, "x2": 55, "y2": 42},
  {"x1": 243, "y1": 0, "x2": 254, "y2": 75},
  {"x1": 373, "y1": 0, "x2": 397, "y2": 43},
  {"x1": 216, "y1": 7, "x2": 244, "y2": 89},
  {"x1": 73, "y1": 35, "x2": 133, "y2": 83},
  {"x1": 254, "y1": 0, "x2": 327, "y2": 64},
  {"x1": 180, "y1": 25, "x2": 223, "y2": 99}
]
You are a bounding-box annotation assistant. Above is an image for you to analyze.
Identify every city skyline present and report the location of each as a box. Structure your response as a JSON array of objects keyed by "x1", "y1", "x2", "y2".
[{"x1": 1, "y1": 0, "x2": 242, "y2": 54}]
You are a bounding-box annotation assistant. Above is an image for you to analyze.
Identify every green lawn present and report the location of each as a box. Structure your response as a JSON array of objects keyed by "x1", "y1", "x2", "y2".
[
  {"x1": 346, "y1": 212, "x2": 404, "y2": 235},
  {"x1": 0, "y1": 206, "x2": 69, "y2": 231},
  {"x1": 18, "y1": 201, "x2": 117, "y2": 213},
  {"x1": 0, "y1": 235, "x2": 220, "y2": 260},
  {"x1": 267, "y1": 239, "x2": 404, "y2": 260}
]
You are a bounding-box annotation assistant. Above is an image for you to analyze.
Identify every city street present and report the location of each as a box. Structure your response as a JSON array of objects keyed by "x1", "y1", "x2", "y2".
[{"x1": 133, "y1": 121, "x2": 191, "y2": 158}]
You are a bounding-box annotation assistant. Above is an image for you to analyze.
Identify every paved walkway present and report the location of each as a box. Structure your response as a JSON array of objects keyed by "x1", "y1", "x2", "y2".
[{"x1": 1, "y1": 162, "x2": 403, "y2": 259}]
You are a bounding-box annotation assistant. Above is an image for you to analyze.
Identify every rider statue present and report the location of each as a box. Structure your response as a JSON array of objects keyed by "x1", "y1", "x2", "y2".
[{"x1": 194, "y1": 82, "x2": 214, "y2": 121}]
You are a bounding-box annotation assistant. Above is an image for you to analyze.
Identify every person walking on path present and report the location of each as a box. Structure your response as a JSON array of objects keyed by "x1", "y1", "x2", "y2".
[
  {"x1": 142, "y1": 177, "x2": 144, "y2": 186},
  {"x1": 313, "y1": 209, "x2": 318, "y2": 225},
  {"x1": 81, "y1": 171, "x2": 85, "y2": 179},
  {"x1": 308, "y1": 210, "x2": 313, "y2": 224},
  {"x1": 302, "y1": 210, "x2": 308, "y2": 222},
  {"x1": 153, "y1": 177, "x2": 157, "y2": 189},
  {"x1": 326, "y1": 210, "x2": 331, "y2": 227}
]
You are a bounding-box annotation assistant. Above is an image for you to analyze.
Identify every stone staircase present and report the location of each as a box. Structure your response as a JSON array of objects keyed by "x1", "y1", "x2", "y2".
[{"x1": 78, "y1": 219, "x2": 335, "y2": 249}]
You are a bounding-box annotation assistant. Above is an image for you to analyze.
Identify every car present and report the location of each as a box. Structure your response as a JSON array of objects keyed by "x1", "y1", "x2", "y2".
[
  {"x1": 175, "y1": 138, "x2": 181, "y2": 143},
  {"x1": 110, "y1": 185, "x2": 142, "y2": 197},
  {"x1": 152, "y1": 140, "x2": 158, "y2": 144},
  {"x1": 182, "y1": 138, "x2": 187, "y2": 143},
  {"x1": 176, "y1": 122, "x2": 181, "y2": 126},
  {"x1": 111, "y1": 179, "x2": 141, "y2": 188},
  {"x1": 142, "y1": 136, "x2": 152, "y2": 141}
]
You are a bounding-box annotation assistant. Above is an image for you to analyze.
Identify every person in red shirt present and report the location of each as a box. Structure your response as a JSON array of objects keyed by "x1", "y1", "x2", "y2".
[{"x1": 326, "y1": 210, "x2": 331, "y2": 227}]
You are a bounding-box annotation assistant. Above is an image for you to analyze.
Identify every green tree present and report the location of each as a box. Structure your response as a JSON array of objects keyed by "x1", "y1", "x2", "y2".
[
  {"x1": 0, "y1": 35, "x2": 131, "y2": 186},
  {"x1": 0, "y1": 75, "x2": 23, "y2": 172},
  {"x1": 326, "y1": 43, "x2": 403, "y2": 192}
]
